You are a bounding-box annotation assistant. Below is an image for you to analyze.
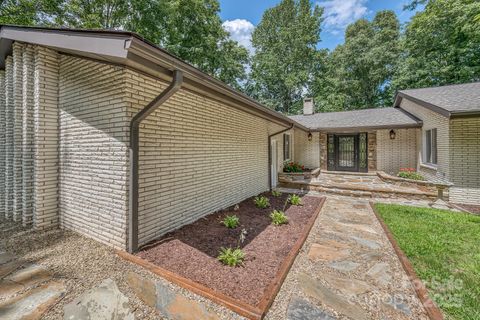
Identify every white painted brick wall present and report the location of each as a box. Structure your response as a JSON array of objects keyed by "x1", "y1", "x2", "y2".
[
  {"x1": 294, "y1": 129, "x2": 320, "y2": 169},
  {"x1": 0, "y1": 70, "x2": 5, "y2": 217},
  {"x1": 58, "y1": 55, "x2": 129, "y2": 249},
  {"x1": 12, "y1": 42, "x2": 24, "y2": 222},
  {"x1": 33, "y1": 46, "x2": 60, "y2": 229},
  {"x1": 449, "y1": 117, "x2": 480, "y2": 205},
  {"x1": 22, "y1": 45, "x2": 36, "y2": 226},
  {"x1": 376, "y1": 128, "x2": 418, "y2": 175},
  {"x1": 4, "y1": 56, "x2": 14, "y2": 219},
  {"x1": 400, "y1": 99, "x2": 450, "y2": 181},
  {"x1": 126, "y1": 69, "x2": 280, "y2": 246}
]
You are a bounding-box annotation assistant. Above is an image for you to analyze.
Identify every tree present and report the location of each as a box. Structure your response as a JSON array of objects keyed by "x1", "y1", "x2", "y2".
[
  {"x1": 393, "y1": 0, "x2": 480, "y2": 90},
  {"x1": 249, "y1": 0, "x2": 323, "y2": 114},
  {"x1": 314, "y1": 10, "x2": 401, "y2": 111},
  {"x1": 0, "y1": 0, "x2": 62, "y2": 25},
  {"x1": 0, "y1": 0, "x2": 249, "y2": 89}
]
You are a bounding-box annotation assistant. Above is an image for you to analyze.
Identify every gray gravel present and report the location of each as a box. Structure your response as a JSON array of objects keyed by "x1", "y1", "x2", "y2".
[{"x1": 0, "y1": 218, "x2": 244, "y2": 320}]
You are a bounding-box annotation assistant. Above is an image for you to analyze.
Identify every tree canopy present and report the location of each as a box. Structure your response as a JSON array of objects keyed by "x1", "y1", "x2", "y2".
[
  {"x1": 1, "y1": 0, "x2": 479, "y2": 114},
  {"x1": 248, "y1": 0, "x2": 323, "y2": 114}
]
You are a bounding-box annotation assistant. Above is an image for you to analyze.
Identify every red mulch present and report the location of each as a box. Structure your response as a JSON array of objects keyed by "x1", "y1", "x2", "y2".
[{"x1": 136, "y1": 192, "x2": 322, "y2": 306}]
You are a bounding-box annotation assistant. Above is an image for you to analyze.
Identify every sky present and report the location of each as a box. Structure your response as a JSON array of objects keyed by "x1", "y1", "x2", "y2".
[{"x1": 220, "y1": 0, "x2": 423, "y2": 53}]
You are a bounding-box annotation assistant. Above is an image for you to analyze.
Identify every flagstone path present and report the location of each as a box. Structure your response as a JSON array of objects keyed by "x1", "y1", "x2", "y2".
[{"x1": 266, "y1": 196, "x2": 431, "y2": 320}]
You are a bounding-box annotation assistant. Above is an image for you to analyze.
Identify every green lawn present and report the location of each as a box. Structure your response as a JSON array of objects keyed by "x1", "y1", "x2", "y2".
[{"x1": 375, "y1": 204, "x2": 480, "y2": 320}]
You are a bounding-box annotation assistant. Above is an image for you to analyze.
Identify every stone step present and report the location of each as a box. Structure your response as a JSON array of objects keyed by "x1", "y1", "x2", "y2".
[
  {"x1": 1, "y1": 264, "x2": 53, "y2": 300},
  {"x1": 0, "y1": 281, "x2": 65, "y2": 320}
]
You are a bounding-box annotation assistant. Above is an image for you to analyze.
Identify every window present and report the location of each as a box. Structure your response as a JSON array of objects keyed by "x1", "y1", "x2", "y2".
[
  {"x1": 283, "y1": 133, "x2": 291, "y2": 161},
  {"x1": 424, "y1": 129, "x2": 437, "y2": 165}
]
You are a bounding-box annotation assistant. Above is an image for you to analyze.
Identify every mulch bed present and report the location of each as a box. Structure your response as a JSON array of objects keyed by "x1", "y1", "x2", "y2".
[{"x1": 136, "y1": 192, "x2": 323, "y2": 307}]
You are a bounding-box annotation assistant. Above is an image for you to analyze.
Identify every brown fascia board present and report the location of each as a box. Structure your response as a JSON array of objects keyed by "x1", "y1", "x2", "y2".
[
  {"x1": 0, "y1": 25, "x2": 307, "y2": 131},
  {"x1": 309, "y1": 122, "x2": 422, "y2": 133}
]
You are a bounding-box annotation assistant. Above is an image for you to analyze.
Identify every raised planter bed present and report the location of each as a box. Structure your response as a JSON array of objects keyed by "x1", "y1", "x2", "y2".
[
  {"x1": 377, "y1": 171, "x2": 451, "y2": 200},
  {"x1": 278, "y1": 167, "x2": 320, "y2": 181},
  {"x1": 119, "y1": 192, "x2": 325, "y2": 319}
]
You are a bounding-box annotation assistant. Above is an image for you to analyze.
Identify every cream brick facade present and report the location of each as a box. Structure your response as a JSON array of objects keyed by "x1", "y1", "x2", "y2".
[
  {"x1": 376, "y1": 128, "x2": 418, "y2": 174},
  {"x1": 294, "y1": 130, "x2": 320, "y2": 169},
  {"x1": 126, "y1": 69, "x2": 285, "y2": 246},
  {"x1": 449, "y1": 117, "x2": 480, "y2": 205},
  {"x1": 399, "y1": 99, "x2": 450, "y2": 181},
  {"x1": 58, "y1": 56, "x2": 129, "y2": 248}
]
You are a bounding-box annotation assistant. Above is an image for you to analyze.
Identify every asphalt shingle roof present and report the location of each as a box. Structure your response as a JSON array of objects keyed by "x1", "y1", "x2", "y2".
[
  {"x1": 398, "y1": 82, "x2": 480, "y2": 115},
  {"x1": 289, "y1": 107, "x2": 421, "y2": 131}
]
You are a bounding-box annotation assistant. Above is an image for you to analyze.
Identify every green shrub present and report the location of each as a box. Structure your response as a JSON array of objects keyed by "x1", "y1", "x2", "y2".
[
  {"x1": 218, "y1": 247, "x2": 245, "y2": 267},
  {"x1": 397, "y1": 168, "x2": 424, "y2": 181},
  {"x1": 254, "y1": 196, "x2": 270, "y2": 209},
  {"x1": 271, "y1": 190, "x2": 282, "y2": 197},
  {"x1": 288, "y1": 194, "x2": 302, "y2": 206},
  {"x1": 222, "y1": 215, "x2": 239, "y2": 228},
  {"x1": 270, "y1": 210, "x2": 288, "y2": 225}
]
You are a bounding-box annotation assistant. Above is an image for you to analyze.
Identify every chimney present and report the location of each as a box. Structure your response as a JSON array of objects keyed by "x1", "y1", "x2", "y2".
[{"x1": 303, "y1": 98, "x2": 314, "y2": 115}]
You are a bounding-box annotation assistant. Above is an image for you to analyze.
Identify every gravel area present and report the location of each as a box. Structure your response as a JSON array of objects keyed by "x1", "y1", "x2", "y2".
[
  {"x1": 137, "y1": 192, "x2": 322, "y2": 306},
  {"x1": 0, "y1": 217, "x2": 244, "y2": 320}
]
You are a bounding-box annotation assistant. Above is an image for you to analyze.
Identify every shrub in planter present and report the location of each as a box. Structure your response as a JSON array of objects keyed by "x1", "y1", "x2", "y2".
[
  {"x1": 283, "y1": 161, "x2": 305, "y2": 173},
  {"x1": 218, "y1": 247, "x2": 245, "y2": 267},
  {"x1": 397, "y1": 168, "x2": 425, "y2": 181},
  {"x1": 287, "y1": 194, "x2": 302, "y2": 206},
  {"x1": 271, "y1": 190, "x2": 282, "y2": 197},
  {"x1": 270, "y1": 210, "x2": 288, "y2": 225},
  {"x1": 254, "y1": 196, "x2": 270, "y2": 209},
  {"x1": 222, "y1": 215, "x2": 239, "y2": 228}
]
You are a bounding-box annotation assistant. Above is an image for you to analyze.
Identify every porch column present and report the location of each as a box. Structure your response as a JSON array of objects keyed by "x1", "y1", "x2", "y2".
[
  {"x1": 22, "y1": 45, "x2": 36, "y2": 226},
  {"x1": 13, "y1": 42, "x2": 24, "y2": 222},
  {"x1": 0, "y1": 71, "x2": 5, "y2": 218},
  {"x1": 33, "y1": 46, "x2": 60, "y2": 229},
  {"x1": 5, "y1": 56, "x2": 14, "y2": 219}
]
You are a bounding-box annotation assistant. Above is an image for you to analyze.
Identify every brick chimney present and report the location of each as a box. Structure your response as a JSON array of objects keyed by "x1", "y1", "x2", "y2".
[{"x1": 303, "y1": 98, "x2": 314, "y2": 115}]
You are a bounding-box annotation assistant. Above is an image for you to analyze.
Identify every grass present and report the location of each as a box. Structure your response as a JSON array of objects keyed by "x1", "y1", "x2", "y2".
[{"x1": 375, "y1": 203, "x2": 480, "y2": 320}]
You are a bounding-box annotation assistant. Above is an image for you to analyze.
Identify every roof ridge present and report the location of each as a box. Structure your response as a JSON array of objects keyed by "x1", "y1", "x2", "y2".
[{"x1": 400, "y1": 81, "x2": 480, "y2": 92}]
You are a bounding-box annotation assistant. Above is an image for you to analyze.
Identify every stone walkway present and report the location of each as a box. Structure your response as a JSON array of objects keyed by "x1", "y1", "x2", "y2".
[{"x1": 266, "y1": 196, "x2": 430, "y2": 320}]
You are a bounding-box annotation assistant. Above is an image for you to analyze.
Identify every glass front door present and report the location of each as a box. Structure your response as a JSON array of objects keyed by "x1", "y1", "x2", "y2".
[{"x1": 327, "y1": 133, "x2": 368, "y2": 172}]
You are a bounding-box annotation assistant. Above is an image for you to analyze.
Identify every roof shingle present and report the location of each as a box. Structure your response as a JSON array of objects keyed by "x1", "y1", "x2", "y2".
[{"x1": 289, "y1": 107, "x2": 421, "y2": 131}]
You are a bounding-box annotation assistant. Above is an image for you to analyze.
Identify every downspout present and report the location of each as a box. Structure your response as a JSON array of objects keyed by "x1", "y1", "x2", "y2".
[
  {"x1": 128, "y1": 70, "x2": 183, "y2": 253},
  {"x1": 268, "y1": 124, "x2": 295, "y2": 190}
]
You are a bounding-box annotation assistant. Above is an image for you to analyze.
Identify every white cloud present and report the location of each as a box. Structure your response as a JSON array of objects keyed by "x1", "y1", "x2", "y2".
[
  {"x1": 222, "y1": 19, "x2": 255, "y2": 54},
  {"x1": 317, "y1": 0, "x2": 368, "y2": 34}
]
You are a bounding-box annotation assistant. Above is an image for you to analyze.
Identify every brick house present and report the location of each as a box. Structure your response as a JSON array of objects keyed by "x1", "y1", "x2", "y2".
[{"x1": 0, "y1": 26, "x2": 478, "y2": 252}]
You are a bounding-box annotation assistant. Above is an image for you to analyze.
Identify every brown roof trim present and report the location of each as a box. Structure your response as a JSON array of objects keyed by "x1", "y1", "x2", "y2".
[
  {"x1": 394, "y1": 91, "x2": 480, "y2": 119},
  {"x1": 0, "y1": 24, "x2": 309, "y2": 132},
  {"x1": 309, "y1": 123, "x2": 422, "y2": 133}
]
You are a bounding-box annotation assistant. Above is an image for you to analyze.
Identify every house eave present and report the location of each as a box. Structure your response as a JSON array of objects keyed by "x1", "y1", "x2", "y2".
[{"x1": 308, "y1": 123, "x2": 422, "y2": 133}]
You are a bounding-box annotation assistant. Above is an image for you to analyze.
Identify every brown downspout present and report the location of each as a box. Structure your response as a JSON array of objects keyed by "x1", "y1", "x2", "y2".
[
  {"x1": 268, "y1": 124, "x2": 295, "y2": 190},
  {"x1": 128, "y1": 70, "x2": 183, "y2": 253}
]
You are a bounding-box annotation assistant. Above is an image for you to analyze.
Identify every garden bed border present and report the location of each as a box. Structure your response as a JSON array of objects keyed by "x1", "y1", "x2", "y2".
[
  {"x1": 118, "y1": 196, "x2": 326, "y2": 320},
  {"x1": 369, "y1": 202, "x2": 444, "y2": 320}
]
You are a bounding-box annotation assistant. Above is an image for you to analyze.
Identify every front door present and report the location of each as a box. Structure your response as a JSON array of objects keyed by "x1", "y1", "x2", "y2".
[
  {"x1": 335, "y1": 134, "x2": 358, "y2": 171},
  {"x1": 327, "y1": 133, "x2": 368, "y2": 172}
]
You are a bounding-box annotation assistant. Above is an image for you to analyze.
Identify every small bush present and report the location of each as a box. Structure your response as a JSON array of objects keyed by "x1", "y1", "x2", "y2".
[
  {"x1": 270, "y1": 210, "x2": 288, "y2": 225},
  {"x1": 254, "y1": 196, "x2": 270, "y2": 209},
  {"x1": 288, "y1": 194, "x2": 302, "y2": 206},
  {"x1": 218, "y1": 247, "x2": 245, "y2": 267},
  {"x1": 397, "y1": 168, "x2": 424, "y2": 181},
  {"x1": 271, "y1": 190, "x2": 282, "y2": 197},
  {"x1": 283, "y1": 161, "x2": 305, "y2": 173},
  {"x1": 222, "y1": 215, "x2": 239, "y2": 228}
]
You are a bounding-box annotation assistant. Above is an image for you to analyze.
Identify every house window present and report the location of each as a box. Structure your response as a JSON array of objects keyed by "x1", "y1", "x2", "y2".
[
  {"x1": 425, "y1": 129, "x2": 437, "y2": 165},
  {"x1": 283, "y1": 133, "x2": 291, "y2": 161}
]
